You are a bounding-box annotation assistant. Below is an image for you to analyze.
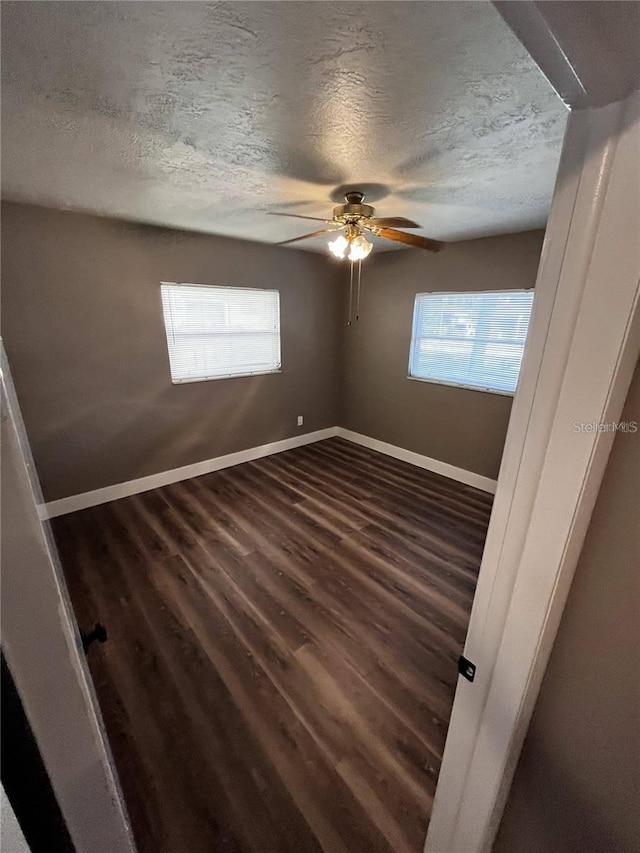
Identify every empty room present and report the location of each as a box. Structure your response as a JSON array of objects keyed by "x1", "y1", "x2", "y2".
[{"x1": 2, "y1": 3, "x2": 638, "y2": 853}]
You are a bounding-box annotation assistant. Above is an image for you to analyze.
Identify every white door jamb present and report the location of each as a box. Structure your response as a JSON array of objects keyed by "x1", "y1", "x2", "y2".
[
  {"x1": 1, "y1": 343, "x2": 137, "y2": 853},
  {"x1": 425, "y1": 90, "x2": 640, "y2": 853}
]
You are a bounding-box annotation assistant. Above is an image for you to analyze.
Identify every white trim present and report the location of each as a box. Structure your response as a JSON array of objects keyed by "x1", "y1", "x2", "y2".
[
  {"x1": 336, "y1": 428, "x2": 497, "y2": 494},
  {"x1": 426, "y1": 90, "x2": 640, "y2": 853},
  {"x1": 494, "y1": 1, "x2": 638, "y2": 108},
  {"x1": 42, "y1": 427, "x2": 340, "y2": 518},
  {"x1": 493, "y1": 1, "x2": 586, "y2": 108},
  {"x1": 1, "y1": 343, "x2": 136, "y2": 853},
  {"x1": 171, "y1": 368, "x2": 282, "y2": 385},
  {"x1": 161, "y1": 281, "x2": 279, "y2": 295},
  {"x1": 416, "y1": 288, "x2": 535, "y2": 296},
  {"x1": 41, "y1": 425, "x2": 495, "y2": 520},
  {"x1": 406, "y1": 375, "x2": 515, "y2": 398}
]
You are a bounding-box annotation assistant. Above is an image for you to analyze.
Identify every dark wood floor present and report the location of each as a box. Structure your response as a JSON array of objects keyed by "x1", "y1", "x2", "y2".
[{"x1": 52, "y1": 438, "x2": 493, "y2": 853}]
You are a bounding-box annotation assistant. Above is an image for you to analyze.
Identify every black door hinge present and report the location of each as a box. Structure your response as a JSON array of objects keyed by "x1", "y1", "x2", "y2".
[
  {"x1": 458, "y1": 655, "x2": 476, "y2": 682},
  {"x1": 81, "y1": 623, "x2": 107, "y2": 654}
]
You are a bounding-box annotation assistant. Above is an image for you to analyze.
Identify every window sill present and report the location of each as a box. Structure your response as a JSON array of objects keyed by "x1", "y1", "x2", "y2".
[
  {"x1": 172, "y1": 369, "x2": 282, "y2": 385},
  {"x1": 406, "y1": 375, "x2": 515, "y2": 397}
]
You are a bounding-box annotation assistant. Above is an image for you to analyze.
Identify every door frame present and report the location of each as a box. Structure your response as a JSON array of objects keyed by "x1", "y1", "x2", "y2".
[
  {"x1": 2, "y1": 9, "x2": 637, "y2": 853},
  {"x1": 1, "y1": 343, "x2": 137, "y2": 853},
  {"x1": 425, "y1": 75, "x2": 640, "y2": 853}
]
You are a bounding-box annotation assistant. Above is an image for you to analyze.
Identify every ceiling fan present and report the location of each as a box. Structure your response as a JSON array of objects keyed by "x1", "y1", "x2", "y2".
[{"x1": 273, "y1": 191, "x2": 443, "y2": 260}]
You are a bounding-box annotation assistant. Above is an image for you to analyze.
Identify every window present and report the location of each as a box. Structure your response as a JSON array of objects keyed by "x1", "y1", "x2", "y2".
[
  {"x1": 408, "y1": 289, "x2": 534, "y2": 395},
  {"x1": 161, "y1": 283, "x2": 281, "y2": 383}
]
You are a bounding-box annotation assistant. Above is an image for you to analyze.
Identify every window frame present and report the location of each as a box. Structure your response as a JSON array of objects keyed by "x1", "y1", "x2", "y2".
[
  {"x1": 407, "y1": 288, "x2": 534, "y2": 397},
  {"x1": 160, "y1": 282, "x2": 282, "y2": 385}
]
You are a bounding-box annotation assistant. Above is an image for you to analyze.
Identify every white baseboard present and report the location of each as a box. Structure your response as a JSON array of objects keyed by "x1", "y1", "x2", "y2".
[
  {"x1": 335, "y1": 428, "x2": 498, "y2": 494},
  {"x1": 41, "y1": 424, "x2": 496, "y2": 518},
  {"x1": 41, "y1": 427, "x2": 340, "y2": 519}
]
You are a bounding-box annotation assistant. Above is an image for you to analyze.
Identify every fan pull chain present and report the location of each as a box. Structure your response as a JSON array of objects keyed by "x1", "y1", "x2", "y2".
[
  {"x1": 355, "y1": 260, "x2": 362, "y2": 322},
  {"x1": 347, "y1": 261, "x2": 354, "y2": 325}
]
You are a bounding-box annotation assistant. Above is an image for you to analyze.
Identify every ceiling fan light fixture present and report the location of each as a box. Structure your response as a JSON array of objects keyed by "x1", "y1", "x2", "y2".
[{"x1": 328, "y1": 233, "x2": 349, "y2": 259}]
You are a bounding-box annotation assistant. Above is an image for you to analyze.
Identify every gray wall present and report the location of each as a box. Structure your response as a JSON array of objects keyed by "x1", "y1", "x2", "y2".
[
  {"x1": 1, "y1": 202, "x2": 342, "y2": 501},
  {"x1": 495, "y1": 361, "x2": 640, "y2": 853},
  {"x1": 341, "y1": 231, "x2": 544, "y2": 479},
  {"x1": 1, "y1": 202, "x2": 544, "y2": 502}
]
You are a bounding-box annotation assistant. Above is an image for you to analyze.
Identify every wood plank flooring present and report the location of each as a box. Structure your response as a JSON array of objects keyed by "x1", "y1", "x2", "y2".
[{"x1": 51, "y1": 437, "x2": 493, "y2": 853}]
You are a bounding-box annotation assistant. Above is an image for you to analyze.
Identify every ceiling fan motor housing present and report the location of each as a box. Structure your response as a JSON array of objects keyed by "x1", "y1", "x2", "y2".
[
  {"x1": 333, "y1": 191, "x2": 375, "y2": 222},
  {"x1": 333, "y1": 202, "x2": 375, "y2": 222}
]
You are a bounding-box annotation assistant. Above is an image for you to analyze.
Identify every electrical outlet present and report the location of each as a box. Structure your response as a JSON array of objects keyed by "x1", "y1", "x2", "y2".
[{"x1": 297, "y1": 415, "x2": 304, "y2": 426}]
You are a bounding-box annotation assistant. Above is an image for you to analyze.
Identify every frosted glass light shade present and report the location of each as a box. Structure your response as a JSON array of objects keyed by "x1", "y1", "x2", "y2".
[
  {"x1": 348, "y1": 234, "x2": 373, "y2": 261},
  {"x1": 328, "y1": 234, "x2": 349, "y2": 258}
]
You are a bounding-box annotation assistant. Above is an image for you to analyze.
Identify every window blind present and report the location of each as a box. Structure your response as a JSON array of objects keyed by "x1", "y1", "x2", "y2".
[
  {"x1": 161, "y1": 283, "x2": 281, "y2": 383},
  {"x1": 408, "y1": 289, "x2": 534, "y2": 394}
]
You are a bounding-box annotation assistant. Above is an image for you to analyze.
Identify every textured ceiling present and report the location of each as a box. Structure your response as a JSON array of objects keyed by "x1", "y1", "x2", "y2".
[{"x1": 1, "y1": 1, "x2": 567, "y2": 252}]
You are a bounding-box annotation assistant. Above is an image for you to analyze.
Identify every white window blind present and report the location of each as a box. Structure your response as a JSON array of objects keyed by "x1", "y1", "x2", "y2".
[
  {"x1": 161, "y1": 283, "x2": 281, "y2": 383},
  {"x1": 408, "y1": 289, "x2": 534, "y2": 394}
]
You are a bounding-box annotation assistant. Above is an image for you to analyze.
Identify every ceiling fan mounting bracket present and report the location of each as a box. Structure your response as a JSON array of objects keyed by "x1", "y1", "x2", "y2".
[{"x1": 344, "y1": 191, "x2": 365, "y2": 205}]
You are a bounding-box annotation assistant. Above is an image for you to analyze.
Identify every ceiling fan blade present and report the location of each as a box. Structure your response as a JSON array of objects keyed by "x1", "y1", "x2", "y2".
[
  {"x1": 368, "y1": 216, "x2": 422, "y2": 228},
  {"x1": 268, "y1": 212, "x2": 331, "y2": 223},
  {"x1": 366, "y1": 225, "x2": 443, "y2": 252},
  {"x1": 275, "y1": 227, "x2": 340, "y2": 246}
]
